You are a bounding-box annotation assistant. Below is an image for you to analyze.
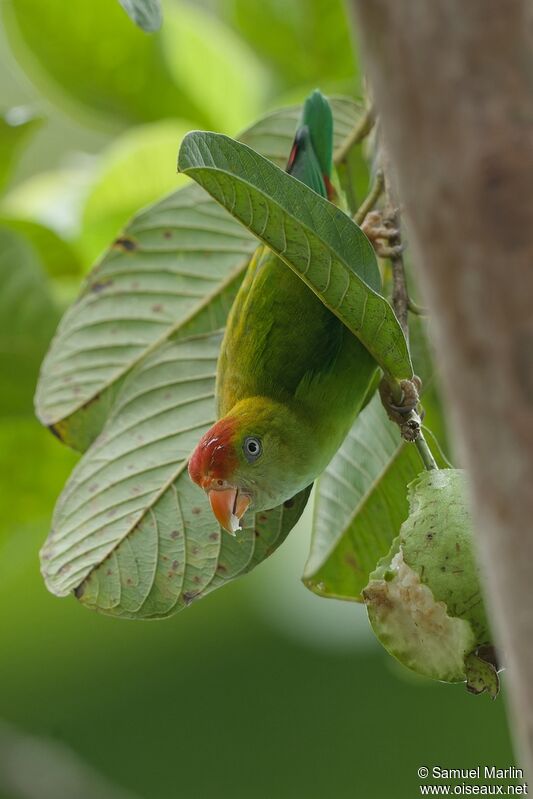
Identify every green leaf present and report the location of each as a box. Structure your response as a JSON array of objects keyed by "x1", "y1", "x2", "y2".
[
  {"x1": 303, "y1": 396, "x2": 445, "y2": 601},
  {"x1": 41, "y1": 331, "x2": 310, "y2": 617},
  {"x1": 118, "y1": 0, "x2": 161, "y2": 32},
  {"x1": 36, "y1": 98, "x2": 367, "y2": 451},
  {"x1": 35, "y1": 188, "x2": 249, "y2": 451},
  {"x1": 0, "y1": 107, "x2": 42, "y2": 193},
  {"x1": 178, "y1": 131, "x2": 412, "y2": 380},
  {"x1": 0, "y1": 225, "x2": 60, "y2": 416}
]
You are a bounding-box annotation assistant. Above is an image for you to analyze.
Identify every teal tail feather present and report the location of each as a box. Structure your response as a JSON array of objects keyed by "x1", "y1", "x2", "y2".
[{"x1": 286, "y1": 89, "x2": 335, "y2": 200}]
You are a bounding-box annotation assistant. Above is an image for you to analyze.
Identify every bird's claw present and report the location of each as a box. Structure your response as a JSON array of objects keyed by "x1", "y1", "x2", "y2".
[
  {"x1": 379, "y1": 376, "x2": 423, "y2": 441},
  {"x1": 361, "y1": 209, "x2": 403, "y2": 259},
  {"x1": 388, "y1": 399, "x2": 418, "y2": 417}
]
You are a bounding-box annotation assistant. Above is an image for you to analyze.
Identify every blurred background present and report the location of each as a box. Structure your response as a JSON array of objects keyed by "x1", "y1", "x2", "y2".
[{"x1": 0, "y1": 1, "x2": 515, "y2": 797}]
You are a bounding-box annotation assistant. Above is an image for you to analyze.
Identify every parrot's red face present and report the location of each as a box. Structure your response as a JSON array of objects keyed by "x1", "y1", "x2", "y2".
[
  {"x1": 189, "y1": 398, "x2": 317, "y2": 535},
  {"x1": 188, "y1": 418, "x2": 252, "y2": 535}
]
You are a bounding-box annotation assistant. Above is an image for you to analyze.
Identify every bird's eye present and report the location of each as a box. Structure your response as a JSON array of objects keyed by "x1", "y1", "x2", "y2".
[{"x1": 243, "y1": 436, "x2": 262, "y2": 463}]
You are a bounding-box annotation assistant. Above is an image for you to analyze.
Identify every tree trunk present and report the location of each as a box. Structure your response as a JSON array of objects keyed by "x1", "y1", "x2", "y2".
[{"x1": 348, "y1": 0, "x2": 533, "y2": 771}]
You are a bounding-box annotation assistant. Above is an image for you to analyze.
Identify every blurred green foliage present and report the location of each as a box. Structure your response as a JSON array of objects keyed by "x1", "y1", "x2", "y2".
[
  {"x1": 80, "y1": 119, "x2": 190, "y2": 262},
  {"x1": 0, "y1": 107, "x2": 41, "y2": 191},
  {"x1": 0, "y1": 1, "x2": 514, "y2": 797},
  {"x1": 3, "y1": 0, "x2": 200, "y2": 126},
  {"x1": 0, "y1": 226, "x2": 60, "y2": 417},
  {"x1": 220, "y1": 0, "x2": 359, "y2": 93}
]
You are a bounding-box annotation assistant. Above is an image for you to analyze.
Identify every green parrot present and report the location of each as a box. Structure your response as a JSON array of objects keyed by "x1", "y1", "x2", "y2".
[{"x1": 188, "y1": 90, "x2": 379, "y2": 533}]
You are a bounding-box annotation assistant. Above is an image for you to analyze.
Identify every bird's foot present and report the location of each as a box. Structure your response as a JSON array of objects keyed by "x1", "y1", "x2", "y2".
[
  {"x1": 361, "y1": 209, "x2": 403, "y2": 259},
  {"x1": 379, "y1": 375, "x2": 423, "y2": 441}
]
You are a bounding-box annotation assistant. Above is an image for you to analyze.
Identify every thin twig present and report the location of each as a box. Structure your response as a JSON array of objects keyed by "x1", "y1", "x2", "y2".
[
  {"x1": 341, "y1": 156, "x2": 358, "y2": 214},
  {"x1": 408, "y1": 297, "x2": 428, "y2": 316},
  {"x1": 414, "y1": 428, "x2": 439, "y2": 470},
  {"x1": 354, "y1": 169, "x2": 384, "y2": 225},
  {"x1": 335, "y1": 105, "x2": 375, "y2": 165},
  {"x1": 422, "y1": 425, "x2": 454, "y2": 468},
  {"x1": 387, "y1": 209, "x2": 409, "y2": 340}
]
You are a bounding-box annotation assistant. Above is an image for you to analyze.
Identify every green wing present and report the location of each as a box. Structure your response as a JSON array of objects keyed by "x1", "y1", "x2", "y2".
[
  {"x1": 216, "y1": 246, "x2": 376, "y2": 434},
  {"x1": 216, "y1": 90, "x2": 377, "y2": 441}
]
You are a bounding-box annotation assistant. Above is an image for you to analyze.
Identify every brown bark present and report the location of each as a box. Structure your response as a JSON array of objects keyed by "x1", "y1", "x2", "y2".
[{"x1": 348, "y1": 0, "x2": 533, "y2": 770}]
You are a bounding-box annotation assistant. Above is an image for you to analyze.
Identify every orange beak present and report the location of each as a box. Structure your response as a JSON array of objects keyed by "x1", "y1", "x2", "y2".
[{"x1": 208, "y1": 488, "x2": 251, "y2": 536}]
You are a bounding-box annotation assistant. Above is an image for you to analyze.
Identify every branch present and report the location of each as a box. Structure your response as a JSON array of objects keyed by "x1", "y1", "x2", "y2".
[
  {"x1": 335, "y1": 105, "x2": 375, "y2": 165},
  {"x1": 354, "y1": 168, "x2": 384, "y2": 225},
  {"x1": 388, "y1": 218, "x2": 409, "y2": 336}
]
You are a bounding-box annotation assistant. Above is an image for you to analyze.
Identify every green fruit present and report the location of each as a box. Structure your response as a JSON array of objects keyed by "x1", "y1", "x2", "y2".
[{"x1": 363, "y1": 469, "x2": 499, "y2": 697}]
